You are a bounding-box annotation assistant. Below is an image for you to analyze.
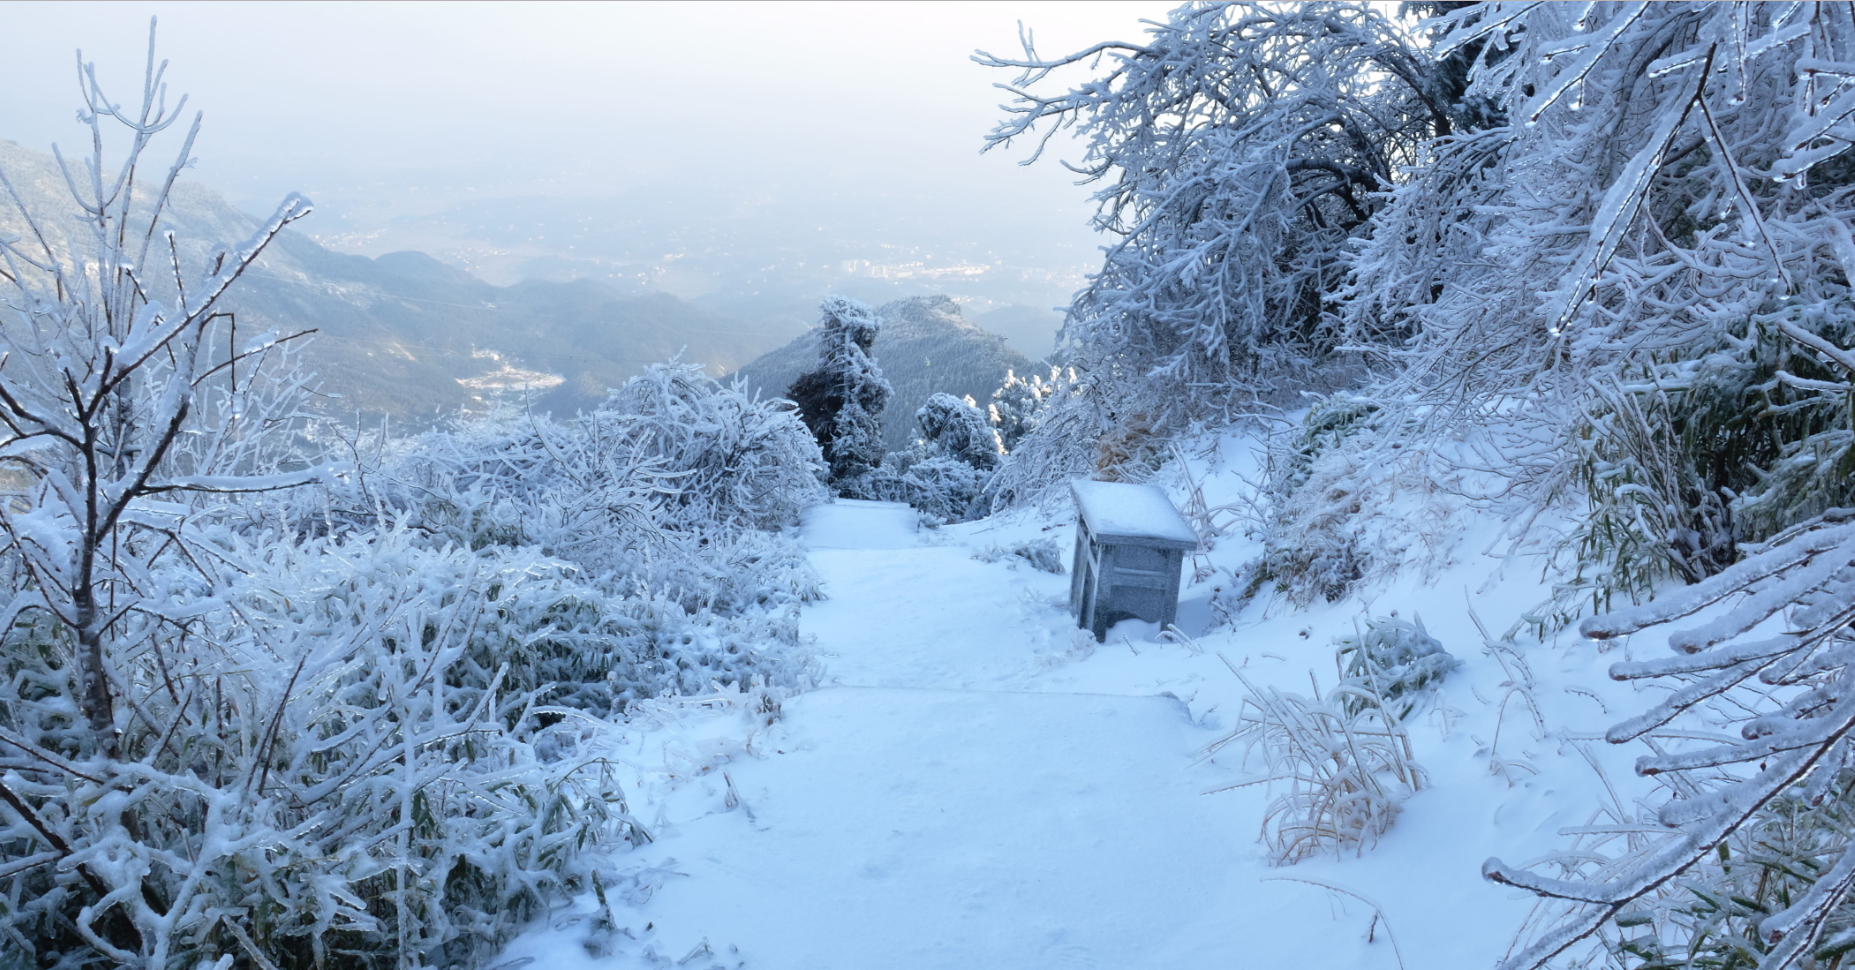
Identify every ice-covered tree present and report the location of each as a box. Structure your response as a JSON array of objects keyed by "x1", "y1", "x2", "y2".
[
  {"x1": 1353, "y1": 2, "x2": 1855, "y2": 597},
  {"x1": 1374, "y1": 1, "x2": 1844, "y2": 405},
  {"x1": 973, "y1": 0, "x2": 1855, "y2": 961},
  {"x1": 0, "y1": 33, "x2": 316, "y2": 768},
  {"x1": 988, "y1": 365, "x2": 1066, "y2": 452},
  {"x1": 787, "y1": 295, "x2": 892, "y2": 490},
  {"x1": 1362, "y1": 4, "x2": 1855, "y2": 964},
  {"x1": 978, "y1": 2, "x2": 1476, "y2": 443}
]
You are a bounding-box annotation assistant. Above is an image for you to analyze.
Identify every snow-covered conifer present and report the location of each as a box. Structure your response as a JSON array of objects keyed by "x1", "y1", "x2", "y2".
[{"x1": 787, "y1": 296, "x2": 892, "y2": 490}]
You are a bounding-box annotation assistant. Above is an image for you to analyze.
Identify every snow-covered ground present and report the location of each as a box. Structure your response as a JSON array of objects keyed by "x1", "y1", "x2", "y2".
[{"x1": 502, "y1": 434, "x2": 1664, "y2": 970}]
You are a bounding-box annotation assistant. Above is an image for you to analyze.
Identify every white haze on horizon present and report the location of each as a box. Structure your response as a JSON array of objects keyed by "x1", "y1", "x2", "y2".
[{"x1": 0, "y1": 1, "x2": 1174, "y2": 350}]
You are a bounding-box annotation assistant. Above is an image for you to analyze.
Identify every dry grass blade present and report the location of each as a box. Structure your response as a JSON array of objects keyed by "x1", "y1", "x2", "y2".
[{"x1": 1262, "y1": 876, "x2": 1407, "y2": 970}]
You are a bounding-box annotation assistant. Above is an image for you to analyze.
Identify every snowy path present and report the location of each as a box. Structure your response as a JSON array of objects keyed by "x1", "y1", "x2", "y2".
[
  {"x1": 503, "y1": 497, "x2": 1577, "y2": 969},
  {"x1": 799, "y1": 500, "x2": 1077, "y2": 690},
  {"x1": 582, "y1": 687, "x2": 1247, "y2": 969},
  {"x1": 598, "y1": 502, "x2": 1250, "y2": 967}
]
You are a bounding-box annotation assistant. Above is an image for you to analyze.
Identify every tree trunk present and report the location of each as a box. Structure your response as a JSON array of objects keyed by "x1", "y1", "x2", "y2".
[{"x1": 73, "y1": 582, "x2": 119, "y2": 761}]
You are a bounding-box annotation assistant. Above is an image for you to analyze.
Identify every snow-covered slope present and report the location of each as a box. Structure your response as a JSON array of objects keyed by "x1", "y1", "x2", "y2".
[{"x1": 499, "y1": 433, "x2": 1661, "y2": 969}]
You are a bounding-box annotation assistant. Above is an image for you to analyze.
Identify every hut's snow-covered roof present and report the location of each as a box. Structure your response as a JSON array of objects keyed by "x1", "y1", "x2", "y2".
[{"x1": 1070, "y1": 480, "x2": 1197, "y2": 549}]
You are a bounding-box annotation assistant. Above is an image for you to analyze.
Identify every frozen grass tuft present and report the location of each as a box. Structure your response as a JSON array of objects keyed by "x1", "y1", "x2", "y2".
[
  {"x1": 1335, "y1": 614, "x2": 1458, "y2": 720},
  {"x1": 973, "y1": 537, "x2": 1066, "y2": 574},
  {"x1": 1207, "y1": 658, "x2": 1426, "y2": 865}
]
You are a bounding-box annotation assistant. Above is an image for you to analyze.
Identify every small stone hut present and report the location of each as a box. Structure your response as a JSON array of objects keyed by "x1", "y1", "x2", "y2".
[{"x1": 1069, "y1": 480, "x2": 1198, "y2": 640}]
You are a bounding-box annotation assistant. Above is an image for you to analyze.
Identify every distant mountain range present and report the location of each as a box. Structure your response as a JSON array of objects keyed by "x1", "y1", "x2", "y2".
[
  {"x1": 0, "y1": 141, "x2": 1050, "y2": 431},
  {"x1": 218, "y1": 239, "x2": 772, "y2": 420},
  {"x1": 733, "y1": 296, "x2": 1032, "y2": 454},
  {"x1": 0, "y1": 141, "x2": 790, "y2": 422}
]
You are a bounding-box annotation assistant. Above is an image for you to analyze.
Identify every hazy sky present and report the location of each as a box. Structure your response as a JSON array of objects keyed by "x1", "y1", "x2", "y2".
[{"x1": 1, "y1": 2, "x2": 1173, "y2": 226}]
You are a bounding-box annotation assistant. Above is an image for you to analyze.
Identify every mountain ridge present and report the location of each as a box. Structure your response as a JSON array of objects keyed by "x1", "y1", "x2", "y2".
[{"x1": 0, "y1": 140, "x2": 787, "y2": 423}]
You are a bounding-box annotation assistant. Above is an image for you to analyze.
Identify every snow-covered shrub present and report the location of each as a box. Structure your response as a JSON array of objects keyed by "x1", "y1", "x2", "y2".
[
  {"x1": 643, "y1": 527, "x2": 823, "y2": 617},
  {"x1": 1550, "y1": 314, "x2": 1855, "y2": 622},
  {"x1": 847, "y1": 295, "x2": 1026, "y2": 455},
  {"x1": 1733, "y1": 318, "x2": 1855, "y2": 547},
  {"x1": 1389, "y1": 2, "x2": 1843, "y2": 407},
  {"x1": 367, "y1": 390, "x2": 825, "y2": 616},
  {"x1": 417, "y1": 537, "x2": 816, "y2": 721},
  {"x1": 1486, "y1": 506, "x2": 1855, "y2": 969},
  {"x1": 0, "y1": 38, "x2": 814, "y2": 968},
  {"x1": 1561, "y1": 373, "x2": 1741, "y2": 614},
  {"x1": 861, "y1": 393, "x2": 1006, "y2": 523},
  {"x1": 0, "y1": 527, "x2": 645, "y2": 968},
  {"x1": 1251, "y1": 509, "x2": 1366, "y2": 606},
  {"x1": 1484, "y1": 269, "x2": 1855, "y2": 970},
  {"x1": 317, "y1": 409, "x2": 823, "y2": 736},
  {"x1": 977, "y1": 369, "x2": 1103, "y2": 512},
  {"x1": 1335, "y1": 615, "x2": 1457, "y2": 720},
  {"x1": 361, "y1": 403, "x2": 667, "y2": 587},
  {"x1": 973, "y1": 536, "x2": 1065, "y2": 574},
  {"x1": 1210, "y1": 669, "x2": 1425, "y2": 865},
  {"x1": 381, "y1": 360, "x2": 827, "y2": 552},
  {"x1": 914, "y1": 392, "x2": 1003, "y2": 470},
  {"x1": 1604, "y1": 774, "x2": 1855, "y2": 970},
  {"x1": 860, "y1": 454, "x2": 987, "y2": 525},
  {"x1": 787, "y1": 296, "x2": 892, "y2": 489},
  {"x1": 1243, "y1": 398, "x2": 1388, "y2": 605},
  {"x1": 1090, "y1": 410, "x2": 1165, "y2": 484},
  {"x1": 592, "y1": 361, "x2": 828, "y2": 534},
  {"x1": 582, "y1": 361, "x2": 831, "y2": 534},
  {"x1": 1273, "y1": 396, "x2": 1381, "y2": 503}
]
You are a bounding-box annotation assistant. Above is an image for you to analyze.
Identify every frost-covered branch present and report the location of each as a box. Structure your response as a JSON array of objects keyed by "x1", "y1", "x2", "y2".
[{"x1": 1489, "y1": 315, "x2": 1855, "y2": 966}]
